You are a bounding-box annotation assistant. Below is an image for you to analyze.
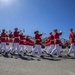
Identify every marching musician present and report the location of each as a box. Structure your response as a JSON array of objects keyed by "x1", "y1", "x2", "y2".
[
  {"x1": 47, "y1": 32, "x2": 54, "y2": 54},
  {"x1": 1, "y1": 29, "x2": 8, "y2": 55},
  {"x1": 31, "y1": 30, "x2": 43, "y2": 57},
  {"x1": 11, "y1": 28, "x2": 20, "y2": 56},
  {"x1": 24, "y1": 36, "x2": 34, "y2": 54},
  {"x1": 19, "y1": 32, "x2": 26, "y2": 55},
  {"x1": 6, "y1": 31, "x2": 9, "y2": 54},
  {"x1": 8, "y1": 30, "x2": 14, "y2": 52},
  {"x1": 67, "y1": 28, "x2": 75, "y2": 57},
  {"x1": 50, "y1": 29, "x2": 62, "y2": 57},
  {"x1": 44, "y1": 37, "x2": 51, "y2": 53}
]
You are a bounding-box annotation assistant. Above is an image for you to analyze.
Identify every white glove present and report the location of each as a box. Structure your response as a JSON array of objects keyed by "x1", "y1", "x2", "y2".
[
  {"x1": 60, "y1": 31, "x2": 62, "y2": 33},
  {"x1": 42, "y1": 33, "x2": 47, "y2": 35},
  {"x1": 23, "y1": 29, "x2": 25, "y2": 32}
]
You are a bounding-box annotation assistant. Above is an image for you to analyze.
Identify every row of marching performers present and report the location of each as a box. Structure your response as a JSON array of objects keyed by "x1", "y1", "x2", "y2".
[
  {"x1": 45, "y1": 28, "x2": 75, "y2": 58},
  {"x1": 0, "y1": 28, "x2": 75, "y2": 58},
  {"x1": 0, "y1": 28, "x2": 35, "y2": 56}
]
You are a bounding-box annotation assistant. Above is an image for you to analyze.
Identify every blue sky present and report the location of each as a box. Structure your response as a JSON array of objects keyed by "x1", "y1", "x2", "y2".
[{"x1": 0, "y1": 0, "x2": 75, "y2": 39}]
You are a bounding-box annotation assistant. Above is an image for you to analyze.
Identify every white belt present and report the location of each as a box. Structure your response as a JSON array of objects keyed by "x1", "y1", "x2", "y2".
[
  {"x1": 9, "y1": 38, "x2": 13, "y2": 39},
  {"x1": 14, "y1": 37, "x2": 20, "y2": 38},
  {"x1": 54, "y1": 39, "x2": 60, "y2": 40},
  {"x1": 70, "y1": 38, "x2": 74, "y2": 39},
  {"x1": 50, "y1": 40, "x2": 54, "y2": 41},
  {"x1": 2, "y1": 37, "x2": 7, "y2": 38},
  {"x1": 9, "y1": 38, "x2": 14, "y2": 40},
  {"x1": 36, "y1": 39, "x2": 41, "y2": 40},
  {"x1": 26, "y1": 42, "x2": 30, "y2": 43},
  {"x1": 20, "y1": 40, "x2": 25, "y2": 41}
]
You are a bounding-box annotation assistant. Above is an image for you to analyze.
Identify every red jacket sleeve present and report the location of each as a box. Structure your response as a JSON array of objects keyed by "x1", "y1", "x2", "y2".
[{"x1": 58, "y1": 32, "x2": 62, "y2": 36}]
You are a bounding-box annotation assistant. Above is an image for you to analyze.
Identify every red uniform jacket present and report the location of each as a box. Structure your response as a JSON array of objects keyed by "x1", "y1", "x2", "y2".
[
  {"x1": 45, "y1": 37, "x2": 50, "y2": 46},
  {"x1": 65, "y1": 42, "x2": 68, "y2": 47},
  {"x1": 25, "y1": 37, "x2": 34, "y2": 46},
  {"x1": 19, "y1": 34, "x2": 25, "y2": 45},
  {"x1": 54, "y1": 32, "x2": 62, "y2": 44},
  {"x1": 35, "y1": 34, "x2": 42, "y2": 45},
  {"x1": 14, "y1": 31, "x2": 20, "y2": 43},
  {"x1": 1, "y1": 32, "x2": 8, "y2": 42},
  {"x1": 69, "y1": 31, "x2": 75, "y2": 44},
  {"x1": 6, "y1": 37, "x2": 9, "y2": 45},
  {"x1": 49, "y1": 34, "x2": 54, "y2": 45},
  {"x1": 9, "y1": 33, "x2": 14, "y2": 43}
]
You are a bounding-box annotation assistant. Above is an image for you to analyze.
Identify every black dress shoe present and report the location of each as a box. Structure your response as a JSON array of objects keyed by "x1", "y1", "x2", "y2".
[
  {"x1": 50, "y1": 54, "x2": 53, "y2": 57},
  {"x1": 40, "y1": 55, "x2": 44, "y2": 58},
  {"x1": 30, "y1": 55, "x2": 34, "y2": 57},
  {"x1": 23, "y1": 52, "x2": 26, "y2": 56},
  {"x1": 11, "y1": 55, "x2": 13, "y2": 58},
  {"x1": 0, "y1": 52, "x2": 2, "y2": 54},
  {"x1": 29, "y1": 51, "x2": 32, "y2": 53},
  {"x1": 5, "y1": 52, "x2": 8, "y2": 55},
  {"x1": 67, "y1": 55, "x2": 71, "y2": 57},
  {"x1": 18, "y1": 54, "x2": 22, "y2": 57},
  {"x1": 47, "y1": 53, "x2": 50, "y2": 55},
  {"x1": 10, "y1": 52, "x2": 13, "y2": 55},
  {"x1": 58, "y1": 55, "x2": 62, "y2": 57},
  {"x1": 8, "y1": 50, "x2": 11, "y2": 53},
  {"x1": 4, "y1": 52, "x2": 9, "y2": 57},
  {"x1": 13, "y1": 51, "x2": 15, "y2": 54}
]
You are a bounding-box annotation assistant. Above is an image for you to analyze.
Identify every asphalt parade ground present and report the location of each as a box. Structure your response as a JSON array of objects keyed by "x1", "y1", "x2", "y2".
[{"x1": 0, "y1": 49, "x2": 75, "y2": 75}]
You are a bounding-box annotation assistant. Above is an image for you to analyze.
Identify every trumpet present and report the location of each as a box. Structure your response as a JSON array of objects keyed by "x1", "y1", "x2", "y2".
[
  {"x1": 23, "y1": 28, "x2": 25, "y2": 32},
  {"x1": 9, "y1": 30, "x2": 12, "y2": 33},
  {"x1": 6, "y1": 31, "x2": 8, "y2": 33},
  {"x1": 59, "y1": 30, "x2": 64, "y2": 33},
  {"x1": 19, "y1": 29, "x2": 25, "y2": 33},
  {"x1": 42, "y1": 33, "x2": 47, "y2": 35},
  {"x1": 20, "y1": 29, "x2": 25, "y2": 32}
]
